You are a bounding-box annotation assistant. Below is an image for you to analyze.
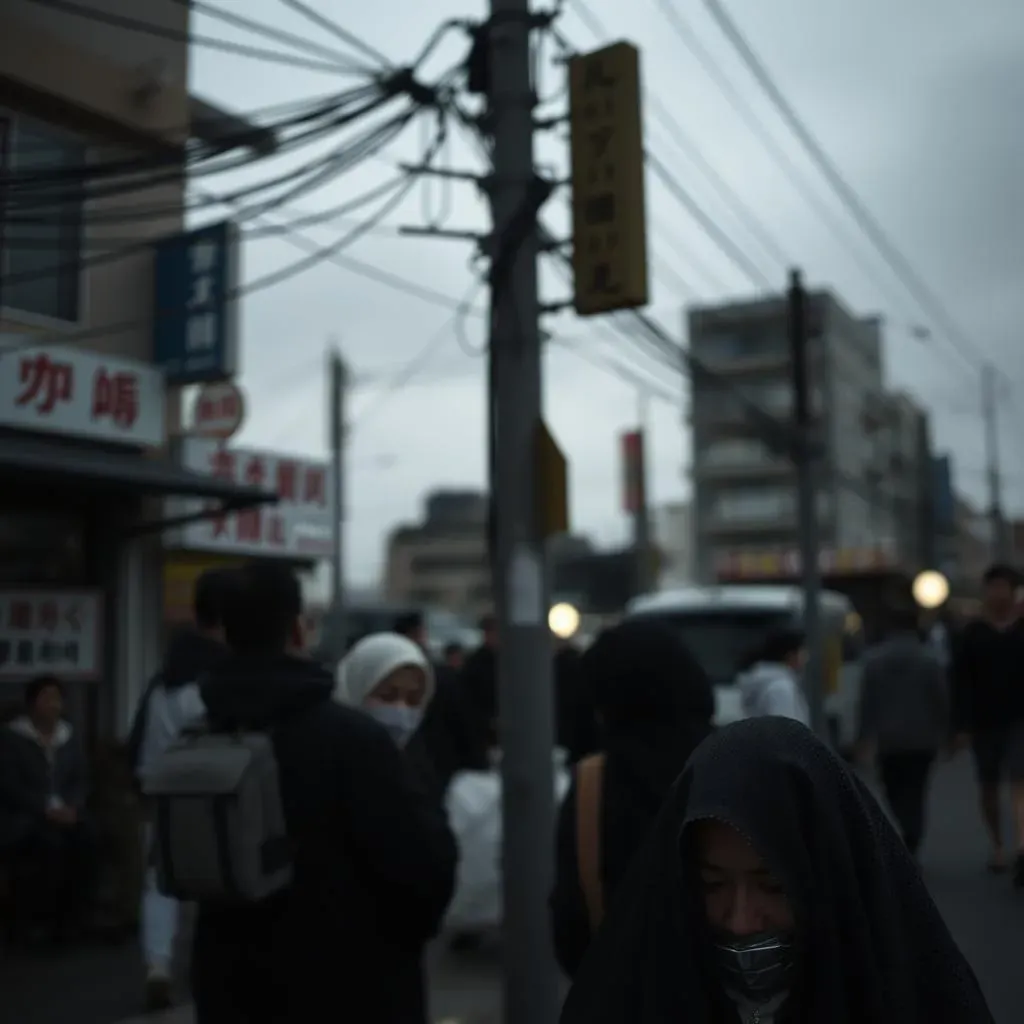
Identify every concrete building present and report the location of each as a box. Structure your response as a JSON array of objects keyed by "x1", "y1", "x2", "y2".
[
  {"x1": 689, "y1": 291, "x2": 933, "y2": 583},
  {"x1": 0, "y1": 2, "x2": 273, "y2": 743},
  {"x1": 385, "y1": 490, "x2": 491, "y2": 616}
]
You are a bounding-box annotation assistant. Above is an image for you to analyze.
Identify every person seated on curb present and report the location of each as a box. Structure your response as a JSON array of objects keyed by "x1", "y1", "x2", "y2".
[{"x1": 0, "y1": 675, "x2": 97, "y2": 943}]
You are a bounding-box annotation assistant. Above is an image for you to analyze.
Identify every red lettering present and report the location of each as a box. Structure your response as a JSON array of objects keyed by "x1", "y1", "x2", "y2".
[
  {"x1": 236, "y1": 508, "x2": 262, "y2": 543},
  {"x1": 196, "y1": 396, "x2": 215, "y2": 424},
  {"x1": 210, "y1": 505, "x2": 230, "y2": 537},
  {"x1": 303, "y1": 467, "x2": 326, "y2": 507},
  {"x1": 209, "y1": 448, "x2": 235, "y2": 479},
  {"x1": 92, "y1": 369, "x2": 139, "y2": 428},
  {"x1": 37, "y1": 600, "x2": 59, "y2": 631},
  {"x1": 16, "y1": 355, "x2": 73, "y2": 414},
  {"x1": 266, "y1": 515, "x2": 286, "y2": 546},
  {"x1": 8, "y1": 600, "x2": 33, "y2": 630},
  {"x1": 275, "y1": 460, "x2": 297, "y2": 501},
  {"x1": 244, "y1": 456, "x2": 265, "y2": 488}
]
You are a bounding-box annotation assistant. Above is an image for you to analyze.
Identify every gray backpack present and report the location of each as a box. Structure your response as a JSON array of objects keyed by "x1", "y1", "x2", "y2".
[{"x1": 142, "y1": 721, "x2": 293, "y2": 904}]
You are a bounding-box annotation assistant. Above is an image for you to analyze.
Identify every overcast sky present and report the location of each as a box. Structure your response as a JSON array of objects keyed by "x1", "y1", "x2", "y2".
[{"x1": 184, "y1": 0, "x2": 1024, "y2": 586}]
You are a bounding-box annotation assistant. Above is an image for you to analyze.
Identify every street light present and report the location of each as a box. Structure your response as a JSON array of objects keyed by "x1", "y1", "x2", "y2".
[
  {"x1": 912, "y1": 570, "x2": 950, "y2": 610},
  {"x1": 548, "y1": 602, "x2": 580, "y2": 640}
]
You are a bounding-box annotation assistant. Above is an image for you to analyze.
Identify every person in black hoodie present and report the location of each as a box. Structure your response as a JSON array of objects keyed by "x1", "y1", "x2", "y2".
[
  {"x1": 559, "y1": 718, "x2": 994, "y2": 1024},
  {"x1": 457, "y1": 613, "x2": 500, "y2": 753},
  {"x1": 550, "y1": 619, "x2": 714, "y2": 977},
  {"x1": 395, "y1": 611, "x2": 488, "y2": 792},
  {"x1": 191, "y1": 561, "x2": 457, "y2": 1024}
]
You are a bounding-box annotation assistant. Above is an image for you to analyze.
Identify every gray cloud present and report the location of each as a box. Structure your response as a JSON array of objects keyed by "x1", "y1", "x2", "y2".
[{"x1": 188, "y1": 0, "x2": 1024, "y2": 582}]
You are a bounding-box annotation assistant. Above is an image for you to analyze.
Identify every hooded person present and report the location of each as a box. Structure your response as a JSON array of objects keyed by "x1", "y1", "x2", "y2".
[
  {"x1": 334, "y1": 632, "x2": 436, "y2": 748},
  {"x1": 737, "y1": 627, "x2": 811, "y2": 727},
  {"x1": 550, "y1": 619, "x2": 714, "y2": 977},
  {"x1": 559, "y1": 716, "x2": 995, "y2": 1024}
]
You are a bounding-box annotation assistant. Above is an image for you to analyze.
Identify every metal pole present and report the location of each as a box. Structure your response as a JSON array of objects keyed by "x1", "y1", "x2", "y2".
[
  {"x1": 634, "y1": 392, "x2": 653, "y2": 594},
  {"x1": 788, "y1": 270, "x2": 825, "y2": 737},
  {"x1": 487, "y1": 2, "x2": 560, "y2": 1022},
  {"x1": 982, "y1": 363, "x2": 1006, "y2": 561},
  {"x1": 329, "y1": 347, "x2": 346, "y2": 641}
]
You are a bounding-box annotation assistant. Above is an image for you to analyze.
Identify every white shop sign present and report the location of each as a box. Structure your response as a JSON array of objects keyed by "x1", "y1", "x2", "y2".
[
  {"x1": 170, "y1": 438, "x2": 333, "y2": 559},
  {"x1": 0, "y1": 338, "x2": 165, "y2": 447},
  {"x1": 0, "y1": 590, "x2": 103, "y2": 682}
]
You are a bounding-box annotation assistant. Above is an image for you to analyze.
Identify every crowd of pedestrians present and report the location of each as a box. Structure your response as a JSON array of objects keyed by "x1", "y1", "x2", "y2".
[{"x1": 2, "y1": 556, "x2": 1019, "y2": 1023}]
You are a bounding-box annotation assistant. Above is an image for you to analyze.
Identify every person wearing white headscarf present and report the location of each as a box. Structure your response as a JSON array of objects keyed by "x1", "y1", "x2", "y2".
[{"x1": 335, "y1": 633, "x2": 435, "y2": 747}]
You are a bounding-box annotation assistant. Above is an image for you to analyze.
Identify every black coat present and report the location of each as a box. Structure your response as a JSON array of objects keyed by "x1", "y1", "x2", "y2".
[
  {"x1": 456, "y1": 644, "x2": 498, "y2": 751},
  {"x1": 560, "y1": 717, "x2": 995, "y2": 1024},
  {"x1": 191, "y1": 654, "x2": 458, "y2": 1024}
]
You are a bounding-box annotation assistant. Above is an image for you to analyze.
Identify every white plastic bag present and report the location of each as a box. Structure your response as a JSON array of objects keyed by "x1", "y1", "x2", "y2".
[{"x1": 443, "y1": 750, "x2": 571, "y2": 932}]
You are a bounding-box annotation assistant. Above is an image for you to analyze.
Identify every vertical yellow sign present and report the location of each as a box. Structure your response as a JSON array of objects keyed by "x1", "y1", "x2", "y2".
[{"x1": 568, "y1": 42, "x2": 649, "y2": 317}]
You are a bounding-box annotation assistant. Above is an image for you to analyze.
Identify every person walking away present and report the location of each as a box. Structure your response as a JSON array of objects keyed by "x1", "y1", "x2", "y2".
[
  {"x1": 457, "y1": 613, "x2": 500, "y2": 753},
  {"x1": 0, "y1": 675, "x2": 97, "y2": 944},
  {"x1": 442, "y1": 641, "x2": 465, "y2": 672},
  {"x1": 856, "y1": 605, "x2": 948, "y2": 858},
  {"x1": 559, "y1": 716, "x2": 995, "y2": 1024},
  {"x1": 736, "y1": 626, "x2": 811, "y2": 726},
  {"x1": 550, "y1": 620, "x2": 714, "y2": 977},
  {"x1": 186, "y1": 562, "x2": 457, "y2": 1024},
  {"x1": 554, "y1": 638, "x2": 599, "y2": 764},
  {"x1": 952, "y1": 563, "x2": 1024, "y2": 880},
  {"x1": 393, "y1": 612, "x2": 488, "y2": 790},
  {"x1": 131, "y1": 568, "x2": 233, "y2": 1011}
]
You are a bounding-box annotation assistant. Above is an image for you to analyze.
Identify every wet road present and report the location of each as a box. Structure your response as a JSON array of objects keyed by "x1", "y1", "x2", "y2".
[{"x1": 3, "y1": 755, "x2": 1022, "y2": 1024}]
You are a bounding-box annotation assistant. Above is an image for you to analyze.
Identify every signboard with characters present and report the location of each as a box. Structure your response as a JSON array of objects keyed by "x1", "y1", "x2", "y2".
[
  {"x1": 0, "y1": 590, "x2": 103, "y2": 682},
  {"x1": 0, "y1": 339, "x2": 165, "y2": 447},
  {"x1": 171, "y1": 439, "x2": 332, "y2": 560}
]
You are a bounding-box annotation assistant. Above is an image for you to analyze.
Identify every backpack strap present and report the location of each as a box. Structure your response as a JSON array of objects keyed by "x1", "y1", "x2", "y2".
[{"x1": 575, "y1": 753, "x2": 605, "y2": 933}]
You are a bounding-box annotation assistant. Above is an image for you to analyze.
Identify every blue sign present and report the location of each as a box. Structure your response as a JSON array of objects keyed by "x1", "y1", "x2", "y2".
[{"x1": 153, "y1": 220, "x2": 240, "y2": 385}]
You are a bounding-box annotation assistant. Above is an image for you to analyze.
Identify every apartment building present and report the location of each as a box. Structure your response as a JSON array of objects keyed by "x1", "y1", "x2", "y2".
[
  {"x1": 385, "y1": 490, "x2": 492, "y2": 616},
  {"x1": 0, "y1": 1, "x2": 272, "y2": 739},
  {"x1": 689, "y1": 291, "x2": 933, "y2": 583}
]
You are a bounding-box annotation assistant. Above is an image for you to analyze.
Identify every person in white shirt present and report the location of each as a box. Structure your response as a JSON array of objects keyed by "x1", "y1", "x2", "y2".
[
  {"x1": 736, "y1": 627, "x2": 811, "y2": 727},
  {"x1": 132, "y1": 568, "x2": 234, "y2": 1012}
]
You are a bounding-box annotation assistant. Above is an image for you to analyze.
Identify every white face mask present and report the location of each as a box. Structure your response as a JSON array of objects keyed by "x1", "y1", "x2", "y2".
[{"x1": 366, "y1": 704, "x2": 422, "y2": 747}]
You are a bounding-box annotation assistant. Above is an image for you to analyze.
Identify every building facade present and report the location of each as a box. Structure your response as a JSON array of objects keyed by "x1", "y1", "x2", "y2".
[
  {"x1": 652, "y1": 500, "x2": 692, "y2": 584},
  {"x1": 385, "y1": 490, "x2": 491, "y2": 616},
  {"x1": 0, "y1": 2, "x2": 271, "y2": 743},
  {"x1": 688, "y1": 291, "x2": 933, "y2": 583}
]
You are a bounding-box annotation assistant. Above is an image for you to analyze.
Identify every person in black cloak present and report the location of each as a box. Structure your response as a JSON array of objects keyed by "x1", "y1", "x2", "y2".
[
  {"x1": 559, "y1": 715, "x2": 995, "y2": 1024},
  {"x1": 550, "y1": 619, "x2": 714, "y2": 977}
]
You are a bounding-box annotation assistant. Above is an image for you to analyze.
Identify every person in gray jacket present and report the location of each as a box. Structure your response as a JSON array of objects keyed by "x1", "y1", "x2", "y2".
[
  {"x1": 0, "y1": 675, "x2": 96, "y2": 941},
  {"x1": 857, "y1": 606, "x2": 949, "y2": 857}
]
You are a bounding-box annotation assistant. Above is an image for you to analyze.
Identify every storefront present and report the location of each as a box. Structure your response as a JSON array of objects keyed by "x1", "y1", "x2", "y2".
[
  {"x1": 163, "y1": 438, "x2": 333, "y2": 640},
  {"x1": 0, "y1": 339, "x2": 276, "y2": 749}
]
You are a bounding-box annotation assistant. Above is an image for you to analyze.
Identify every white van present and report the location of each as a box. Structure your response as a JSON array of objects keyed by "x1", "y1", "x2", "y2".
[{"x1": 625, "y1": 584, "x2": 865, "y2": 753}]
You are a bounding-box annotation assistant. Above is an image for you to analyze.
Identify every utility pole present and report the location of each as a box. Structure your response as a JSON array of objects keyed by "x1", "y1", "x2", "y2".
[
  {"x1": 487, "y1": 3, "x2": 561, "y2": 1024},
  {"x1": 625, "y1": 397, "x2": 653, "y2": 595},
  {"x1": 982, "y1": 363, "x2": 1007, "y2": 561},
  {"x1": 329, "y1": 346, "x2": 347, "y2": 645},
  {"x1": 788, "y1": 270, "x2": 825, "y2": 738}
]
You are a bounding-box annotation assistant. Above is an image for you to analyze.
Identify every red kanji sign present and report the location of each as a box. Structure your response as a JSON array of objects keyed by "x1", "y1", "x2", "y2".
[
  {"x1": 243, "y1": 456, "x2": 265, "y2": 488},
  {"x1": 303, "y1": 467, "x2": 327, "y2": 507},
  {"x1": 276, "y1": 460, "x2": 298, "y2": 502},
  {"x1": 16, "y1": 355, "x2": 73, "y2": 414},
  {"x1": 209, "y1": 447, "x2": 235, "y2": 480},
  {"x1": 92, "y1": 369, "x2": 139, "y2": 428},
  {"x1": 236, "y1": 508, "x2": 262, "y2": 543}
]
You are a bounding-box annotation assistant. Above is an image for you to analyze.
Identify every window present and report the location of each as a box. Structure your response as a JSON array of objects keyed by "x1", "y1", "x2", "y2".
[
  {"x1": 704, "y1": 438, "x2": 772, "y2": 467},
  {"x1": 699, "y1": 328, "x2": 787, "y2": 363},
  {"x1": 1, "y1": 114, "x2": 86, "y2": 322},
  {"x1": 715, "y1": 488, "x2": 794, "y2": 523}
]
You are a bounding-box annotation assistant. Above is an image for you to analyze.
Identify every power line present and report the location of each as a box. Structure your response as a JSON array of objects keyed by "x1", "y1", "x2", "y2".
[
  {"x1": 278, "y1": 0, "x2": 394, "y2": 70},
  {"x1": 698, "y1": 0, "x2": 995, "y2": 374},
  {"x1": 24, "y1": 0, "x2": 371, "y2": 76}
]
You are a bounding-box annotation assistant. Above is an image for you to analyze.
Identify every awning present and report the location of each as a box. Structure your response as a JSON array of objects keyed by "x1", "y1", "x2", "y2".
[{"x1": 0, "y1": 433, "x2": 277, "y2": 510}]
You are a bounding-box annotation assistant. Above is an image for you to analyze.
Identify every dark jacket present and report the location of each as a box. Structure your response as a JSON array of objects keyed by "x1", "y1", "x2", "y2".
[
  {"x1": 408, "y1": 662, "x2": 488, "y2": 792},
  {"x1": 951, "y1": 617, "x2": 1024, "y2": 730},
  {"x1": 559, "y1": 717, "x2": 995, "y2": 1024},
  {"x1": 457, "y1": 644, "x2": 498, "y2": 751},
  {"x1": 550, "y1": 621, "x2": 714, "y2": 977},
  {"x1": 554, "y1": 643, "x2": 599, "y2": 763},
  {"x1": 191, "y1": 653, "x2": 458, "y2": 1024},
  {"x1": 0, "y1": 716, "x2": 89, "y2": 852},
  {"x1": 858, "y1": 632, "x2": 949, "y2": 752}
]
